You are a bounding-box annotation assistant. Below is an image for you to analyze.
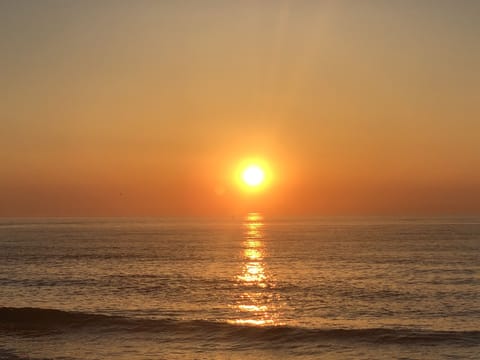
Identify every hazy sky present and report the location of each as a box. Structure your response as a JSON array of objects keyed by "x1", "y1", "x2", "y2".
[{"x1": 1, "y1": 0, "x2": 479, "y2": 216}]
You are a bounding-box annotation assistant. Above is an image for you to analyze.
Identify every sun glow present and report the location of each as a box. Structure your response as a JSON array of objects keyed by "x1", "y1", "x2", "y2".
[
  {"x1": 235, "y1": 159, "x2": 272, "y2": 192},
  {"x1": 242, "y1": 165, "x2": 265, "y2": 187}
]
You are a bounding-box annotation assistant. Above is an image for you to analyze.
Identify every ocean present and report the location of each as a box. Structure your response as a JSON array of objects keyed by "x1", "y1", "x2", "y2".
[{"x1": 0, "y1": 214, "x2": 479, "y2": 359}]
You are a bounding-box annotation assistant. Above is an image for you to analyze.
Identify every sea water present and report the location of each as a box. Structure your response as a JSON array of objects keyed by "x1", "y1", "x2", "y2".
[{"x1": 0, "y1": 215, "x2": 479, "y2": 359}]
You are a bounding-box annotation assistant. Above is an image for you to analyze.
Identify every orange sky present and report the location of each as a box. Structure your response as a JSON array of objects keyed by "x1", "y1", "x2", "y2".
[{"x1": 1, "y1": 1, "x2": 479, "y2": 216}]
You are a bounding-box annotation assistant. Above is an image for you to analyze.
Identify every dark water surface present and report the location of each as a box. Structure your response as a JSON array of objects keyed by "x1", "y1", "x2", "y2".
[{"x1": 0, "y1": 215, "x2": 479, "y2": 359}]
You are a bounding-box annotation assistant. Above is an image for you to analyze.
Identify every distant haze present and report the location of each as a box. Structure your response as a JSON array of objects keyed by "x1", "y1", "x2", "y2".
[{"x1": 1, "y1": 0, "x2": 479, "y2": 216}]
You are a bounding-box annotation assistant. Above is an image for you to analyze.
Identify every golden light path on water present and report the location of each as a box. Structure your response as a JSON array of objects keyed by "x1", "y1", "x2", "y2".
[{"x1": 229, "y1": 213, "x2": 283, "y2": 326}]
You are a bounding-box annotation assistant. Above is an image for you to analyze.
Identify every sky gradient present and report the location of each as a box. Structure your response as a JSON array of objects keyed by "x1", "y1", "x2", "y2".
[{"x1": 1, "y1": 0, "x2": 479, "y2": 216}]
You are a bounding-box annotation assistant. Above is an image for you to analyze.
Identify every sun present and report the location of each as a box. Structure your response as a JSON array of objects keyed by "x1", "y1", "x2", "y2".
[
  {"x1": 242, "y1": 165, "x2": 265, "y2": 187},
  {"x1": 235, "y1": 159, "x2": 271, "y2": 192}
]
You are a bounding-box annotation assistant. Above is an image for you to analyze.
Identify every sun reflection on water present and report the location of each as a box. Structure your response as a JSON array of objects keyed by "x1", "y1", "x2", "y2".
[{"x1": 229, "y1": 212, "x2": 283, "y2": 326}]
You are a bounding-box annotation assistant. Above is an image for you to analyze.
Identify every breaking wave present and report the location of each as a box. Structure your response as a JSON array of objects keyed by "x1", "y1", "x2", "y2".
[{"x1": 1, "y1": 307, "x2": 478, "y2": 346}]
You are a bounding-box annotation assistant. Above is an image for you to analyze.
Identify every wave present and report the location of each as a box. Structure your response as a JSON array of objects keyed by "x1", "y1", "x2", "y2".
[{"x1": 1, "y1": 307, "x2": 478, "y2": 346}]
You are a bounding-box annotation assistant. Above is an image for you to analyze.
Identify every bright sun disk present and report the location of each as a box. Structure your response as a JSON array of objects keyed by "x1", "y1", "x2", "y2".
[{"x1": 242, "y1": 165, "x2": 265, "y2": 187}]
